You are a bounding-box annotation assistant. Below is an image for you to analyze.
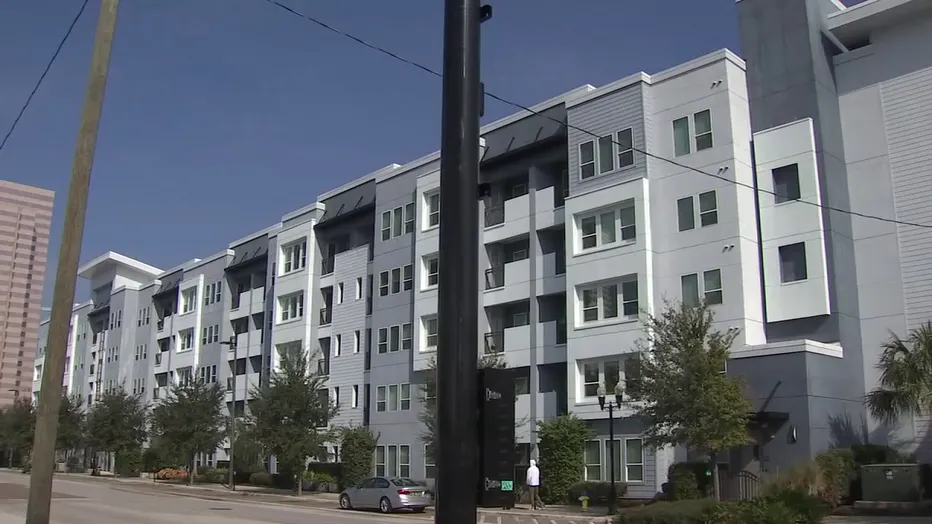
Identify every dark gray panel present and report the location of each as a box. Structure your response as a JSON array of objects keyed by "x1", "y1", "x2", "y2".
[
  {"x1": 318, "y1": 179, "x2": 377, "y2": 227},
  {"x1": 481, "y1": 105, "x2": 566, "y2": 164}
]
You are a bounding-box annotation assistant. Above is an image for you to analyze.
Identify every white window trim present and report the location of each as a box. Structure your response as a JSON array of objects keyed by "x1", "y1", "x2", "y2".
[
  {"x1": 582, "y1": 437, "x2": 645, "y2": 483},
  {"x1": 624, "y1": 438, "x2": 645, "y2": 483},
  {"x1": 425, "y1": 444, "x2": 435, "y2": 479},
  {"x1": 379, "y1": 265, "x2": 414, "y2": 296},
  {"x1": 577, "y1": 127, "x2": 636, "y2": 181},
  {"x1": 281, "y1": 239, "x2": 308, "y2": 275},
  {"x1": 355, "y1": 277, "x2": 363, "y2": 300},
  {"x1": 676, "y1": 190, "x2": 718, "y2": 232},
  {"x1": 353, "y1": 330, "x2": 360, "y2": 353},
  {"x1": 333, "y1": 334, "x2": 342, "y2": 357},
  {"x1": 421, "y1": 316, "x2": 438, "y2": 352},
  {"x1": 179, "y1": 329, "x2": 195, "y2": 352},
  {"x1": 381, "y1": 204, "x2": 416, "y2": 241},
  {"x1": 278, "y1": 291, "x2": 305, "y2": 323},
  {"x1": 181, "y1": 287, "x2": 198, "y2": 314},
  {"x1": 376, "y1": 385, "x2": 387, "y2": 412},
  {"x1": 575, "y1": 202, "x2": 637, "y2": 255},
  {"x1": 673, "y1": 110, "x2": 714, "y2": 157},
  {"x1": 576, "y1": 278, "x2": 639, "y2": 327},
  {"x1": 422, "y1": 254, "x2": 439, "y2": 290},
  {"x1": 351, "y1": 384, "x2": 359, "y2": 408},
  {"x1": 423, "y1": 190, "x2": 440, "y2": 231},
  {"x1": 579, "y1": 358, "x2": 631, "y2": 401}
]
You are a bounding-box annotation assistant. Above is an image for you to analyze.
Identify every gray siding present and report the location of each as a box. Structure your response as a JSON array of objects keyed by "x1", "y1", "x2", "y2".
[
  {"x1": 328, "y1": 245, "x2": 369, "y2": 428},
  {"x1": 567, "y1": 83, "x2": 648, "y2": 196}
]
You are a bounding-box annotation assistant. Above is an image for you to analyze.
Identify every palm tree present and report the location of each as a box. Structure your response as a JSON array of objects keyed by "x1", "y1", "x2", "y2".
[{"x1": 865, "y1": 323, "x2": 932, "y2": 424}]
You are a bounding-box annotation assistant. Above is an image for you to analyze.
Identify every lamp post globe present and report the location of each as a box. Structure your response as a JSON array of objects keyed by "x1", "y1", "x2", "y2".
[{"x1": 613, "y1": 381, "x2": 625, "y2": 407}]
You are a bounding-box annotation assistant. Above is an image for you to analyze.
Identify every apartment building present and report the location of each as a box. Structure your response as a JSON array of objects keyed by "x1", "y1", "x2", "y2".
[
  {"x1": 33, "y1": 0, "x2": 932, "y2": 494},
  {"x1": 0, "y1": 180, "x2": 53, "y2": 407}
]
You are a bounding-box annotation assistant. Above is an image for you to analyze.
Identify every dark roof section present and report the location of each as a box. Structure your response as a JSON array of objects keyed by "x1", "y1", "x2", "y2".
[
  {"x1": 152, "y1": 270, "x2": 183, "y2": 299},
  {"x1": 481, "y1": 104, "x2": 567, "y2": 165},
  {"x1": 87, "y1": 299, "x2": 111, "y2": 318},
  {"x1": 226, "y1": 234, "x2": 269, "y2": 273},
  {"x1": 316, "y1": 179, "x2": 376, "y2": 230}
]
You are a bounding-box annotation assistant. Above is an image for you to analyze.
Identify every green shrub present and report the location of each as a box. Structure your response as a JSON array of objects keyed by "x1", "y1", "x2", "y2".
[
  {"x1": 195, "y1": 467, "x2": 228, "y2": 484},
  {"x1": 616, "y1": 499, "x2": 718, "y2": 524},
  {"x1": 249, "y1": 471, "x2": 272, "y2": 486},
  {"x1": 537, "y1": 415, "x2": 591, "y2": 504},
  {"x1": 764, "y1": 488, "x2": 830, "y2": 524},
  {"x1": 815, "y1": 449, "x2": 854, "y2": 506},
  {"x1": 568, "y1": 481, "x2": 627, "y2": 506},
  {"x1": 115, "y1": 449, "x2": 142, "y2": 477},
  {"x1": 668, "y1": 464, "x2": 700, "y2": 500},
  {"x1": 340, "y1": 426, "x2": 378, "y2": 489}
]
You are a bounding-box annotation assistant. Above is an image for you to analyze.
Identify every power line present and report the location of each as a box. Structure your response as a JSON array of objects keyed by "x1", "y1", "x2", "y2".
[
  {"x1": 261, "y1": 0, "x2": 932, "y2": 230},
  {"x1": 0, "y1": 0, "x2": 91, "y2": 157}
]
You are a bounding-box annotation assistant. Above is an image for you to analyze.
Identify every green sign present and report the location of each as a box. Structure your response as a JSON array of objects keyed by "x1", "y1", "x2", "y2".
[{"x1": 501, "y1": 480, "x2": 513, "y2": 492}]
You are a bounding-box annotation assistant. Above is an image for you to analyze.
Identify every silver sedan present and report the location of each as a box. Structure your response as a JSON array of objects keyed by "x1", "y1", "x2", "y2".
[{"x1": 339, "y1": 476, "x2": 433, "y2": 514}]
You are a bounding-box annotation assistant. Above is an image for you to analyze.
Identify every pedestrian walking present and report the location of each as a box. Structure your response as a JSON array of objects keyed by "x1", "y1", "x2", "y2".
[{"x1": 525, "y1": 459, "x2": 545, "y2": 510}]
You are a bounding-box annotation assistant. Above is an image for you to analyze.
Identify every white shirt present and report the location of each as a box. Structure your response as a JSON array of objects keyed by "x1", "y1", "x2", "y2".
[{"x1": 526, "y1": 465, "x2": 540, "y2": 487}]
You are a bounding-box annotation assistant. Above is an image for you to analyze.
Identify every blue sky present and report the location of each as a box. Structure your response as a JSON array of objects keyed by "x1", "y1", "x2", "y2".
[{"x1": 1, "y1": 0, "x2": 745, "y2": 306}]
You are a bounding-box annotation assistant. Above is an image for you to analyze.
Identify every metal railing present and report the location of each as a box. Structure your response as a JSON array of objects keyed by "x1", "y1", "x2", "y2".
[
  {"x1": 484, "y1": 266, "x2": 504, "y2": 290},
  {"x1": 484, "y1": 332, "x2": 504, "y2": 354},
  {"x1": 320, "y1": 308, "x2": 332, "y2": 326},
  {"x1": 718, "y1": 470, "x2": 763, "y2": 501},
  {"x1": 321, "y1": 257, "x2": 335, "y2": 275},
  {"x1": 484, "y1": 205, "x2": 505, "y2": 227}
]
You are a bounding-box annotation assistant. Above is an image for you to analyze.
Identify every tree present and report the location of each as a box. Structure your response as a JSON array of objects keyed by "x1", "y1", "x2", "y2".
[
  {"x1": 247, "y1": 345, "x2": 337, "y2": 495},
  {"x1": 1, "y1": 397, "x2": 35, "y2": 466},
  {"x1": 57, "y1": 394, "x2": 86, "y2": 454},
  {"x1": 85, "y1": 388, "x2": 148, "y2": 475},
  {"x1": 418, "y1": 353, "x2": 524, "y2": 465},
  {"x1": 865, "y1": 323, "x2": 932, "y2": 425},
  {"x1": 536, "y1": 414, "x2": 591, "y2": 504},
  {"x1": 340, "y1": 425, "x2": 378, "y2": 489},
  {"x1": 630, "y1": 301, "x2": 752, "y2": 499},
  {"x1": 151, "y1": 378, "x2": 227, "y2": 485}
]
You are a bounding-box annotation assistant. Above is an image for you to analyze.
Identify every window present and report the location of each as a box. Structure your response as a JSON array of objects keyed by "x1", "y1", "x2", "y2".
[
  {"x1": 578, "y1": 204, "x2": 636, "y2": 251},
  {"x1": 182, "y1": 287, "x2": 197, "y2": 313},
  {"x1": 425, "y1": 445, "x2": 436, "y2": 479},
  {"x1": 377, "y1": 386, "x2": 387, "y2": 412},
  {"x1": 605, "y1": 440, "x2": 622, "y2": 482},
  {"x1": 579, "y1": 280, "x2": 638, "y2": 323},
  {"x1": 179, "y1": 329, "x2": 195, "y2": 351},
  {"x1": 425, "y1": 191, "x2": 440, "y2": 228},
  {"x1": 352, "y1": 385, "x2": 359, "y2": 408},
  {"x1": 673, "y1": 117, "x2": 690, "y2": 157},
  {"x1": 353, "y1": 331, "x2": 360, "y2": 353},
  {"x1": 578, "y1": 128, "x2": 635, "y2": 181},
  {"x1": 773, "y1": 164, "x2": 801, "y2": 204},
  {"x1": 399, "y1": 445, "x2": 410, "y2": 478},
  {"x1": 389, "y1": 384, "x2": 399, "y2": 411},
  {"x1": 199, "y1": 365, "x2": 218, "y2": 384},
  {"x1": 391, "y1": 268, "x2": 401, "y2": 293},
  {"x1": 779, "y1": 243, "x2": 808, "y2": 283},
  {"x1": 625, "y1": 439, "x2": 644, "y2": 482},
  {"x1": 337, "y1": 283, "x2": 344, "y2": 304},
  {"x1": 379, "y1": 271, "x2": 389, "y2": 296},
  {"x1": 584, "y1": 441, "x2": 601, "y2": 481},
  {"x1": 214, "y1": 283, "x2": 221, "y2": 303},
  {"x1": 378, "y1": 328, "x2": 388, "y2": 354},
  {"x1": 423, "y1": 316, "x2": 439, "y2": 349},
  {"x1": 677, "y1": 191, "x2": 718, "y2": 231},
  {"x1": 403, "y1": 264, "x2": 413, "y2": 291},
  {"x1": 279, "y1": 292, "x2": 305, "y2": 322},
  {"x1": 381, "y1": 204, "x2": 415, "y2": 240},
  {"x1": 355, "y1": 277, "x2": 362, "y2": 300},
  {"x1": 375, "y1": 446, "x2": 386, "y2": 476},
  {"x1": 334, "y1": 334, "x2": 342, "y2": 357},
  {"x1": 673, "y1": 110, "x2": 713, "y2": 156},
  {"x1": 400, "y1": 384, "x2": 411, "y2": 411},
  {"x1": 390, "y1": 326, "x2": 400, "y2": 352},
  {"x1": 177, "y1": 367, "x2": 193, "y2": 386},
  {"x1": 116, "y1": 310, "x2": 122, "y2": 328},
  {"x1": 282, "y1": 239, "x2": 308, "y2": 273},
  {"x1": 402, "y1": 323, "x2": 412, "y2": 351},
  {"x1": 424, "y1": 255, "x2": 439, "y2": 288},
  {"x1": 694, "y1": 110, "x2": 713, "y2": 151},
  {"x1": 582, "y1": 360, "x2": 618, "y2": 397},
  {"x1": 681, "y1": 269, "x2": 723, "y2": 307}
]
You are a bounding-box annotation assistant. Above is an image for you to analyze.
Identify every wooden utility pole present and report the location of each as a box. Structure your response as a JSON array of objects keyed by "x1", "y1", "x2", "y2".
[{"x1": 26, "y1": 1, "x2": 120, "y2": 522}]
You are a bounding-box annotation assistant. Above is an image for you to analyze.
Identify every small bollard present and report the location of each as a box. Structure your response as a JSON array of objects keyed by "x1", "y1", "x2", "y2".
[{"x1": 579, "y1": 493, "x2": 590, "y2": 511}]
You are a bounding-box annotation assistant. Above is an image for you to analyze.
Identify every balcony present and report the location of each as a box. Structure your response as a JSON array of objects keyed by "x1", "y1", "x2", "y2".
[
  {"x1": 234, "y1": 329, "x2": 264, "y2": 357},
  {"x1": 154, "y1": 353, "x2": 164, "y2": 366},
  {"x1": 533, "y1": 185, "x2": 567, "y2": 231},
  {"x1": 535, "y1": 320, "x2": 568, "y2": 365},
  {"x1": 319, "y1": 308, "x2": 332, "y2": 326},
  {"x1": 225, "y1": 372, "x2": 260, "y2": 399},
  {"x1": 536, "y1": 252, "x2": 567, "y2": 296},
  {"x1": 484, "y1": 331, "x2": 504, "y2": 355},
  {"x1": 321, "y1": 257, "x2": 335, "y2": 276},
  {"x1": 317, "y1": 359, "x2": 330, "y2": 376},
  {"x1": 156, "y1": 319, "x2": 166, "y2": 333},
  {"x1": 483, "y1": 325, "x2": 531, "y2": 366},
  {"x1": 483, "y1": 193, "x2": 530, "y2": 244},
  {"x1": 483, "y1": 258, "x2": 532, "y2": 306},
  {"x1": 231, "y1": 287, "x2": 265, "y2": 317}
]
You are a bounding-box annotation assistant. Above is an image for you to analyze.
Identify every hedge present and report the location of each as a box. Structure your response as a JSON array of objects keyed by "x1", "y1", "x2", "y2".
[
  {"x1": 340, "y1": 426, "x2": 378, "y2": 489},
  {"x1": 537, "y1": 415, "x2": 591, "y2": 504},
  {"x1": 617, "y1": 489, "x2": 828, "y2": 524}
]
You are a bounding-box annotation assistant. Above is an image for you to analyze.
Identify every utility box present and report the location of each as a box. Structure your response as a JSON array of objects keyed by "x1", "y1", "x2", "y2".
[{"x1": 860, "y1": 464, "x2": 922, "y2": 502}]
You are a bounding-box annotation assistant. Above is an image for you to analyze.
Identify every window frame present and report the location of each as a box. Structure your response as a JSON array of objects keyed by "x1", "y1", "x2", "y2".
[
  {"x1": 577, "y1": 203, "x2": 636, "y2": 252},
  {"x1": 278, "y1": 291, "x2": 305, "y2": 323},
  {"x1": 376, "y1": 386, "x2": 387, "y2": 412},
  {"x1": 677, "y1": 190, "x2": 718, "y2": 232},
  {"x1": 425, "y1": 445, "x2": 435, "y2": 479},
  {"x1": 423, "y1": 316, "x2": 439, "y2": 350},
  {"x1": 779, "y1": 242, "x2": 808, "y2": 283},
  {"x1": 375, "y1": 446, "x2": 386, "y2": 476},
  {"x1": 578, "y1": 279, "x2": 638, "y2": 325},
  {"x1": 579, "y1": 127, "x2": 636, "y2": 181},
  {"x1": 281, "y1": 239, "x2": 308, "y2": 274},
  {"x1": 693, "y1": 109, "x2": 713, "y2": 151},
  {"x1": 381, "y1": 204, "x2": 416, "y2": 240},
  {"x1": 425, "y1": 191, "x2": 440, "y2": 229},
  {"x1": 399, "y1": 445, "x2": 411, "y2": 478},
  {"x1": 424, "y1": 255, "x2": 439, "y2": 289},
  {"x1": 772, "y1": 163, "x2": 802, "y2": 204},
  {"x1": 681, "y1": 269, "x2": 723, "y2": 307},
  {"x1": 379, "y1": 271, "x2": 389, "y2": 296},
  {"x1": 584, "y1": 440, "x2": 602, "y2": 481},
  {"x1": 181, "y1": 287, "x2": 198, "y2": 314},
  {"x1": 625, "y1": 438, "x2": 645, "y2": 483}
]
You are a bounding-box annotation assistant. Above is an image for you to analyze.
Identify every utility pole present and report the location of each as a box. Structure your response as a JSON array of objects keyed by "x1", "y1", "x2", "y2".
[
  {"x1": 435, "y1": 0, "x2": 483, "y2": 522},
  {"x1": 26, "y1": 1, "x2": 120, "y2": 522}
]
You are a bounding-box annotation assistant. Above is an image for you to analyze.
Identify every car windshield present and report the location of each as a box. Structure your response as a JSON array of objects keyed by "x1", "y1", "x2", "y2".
[{"x1": 391, "y1": 478, "x2": 421, "y2": 487}]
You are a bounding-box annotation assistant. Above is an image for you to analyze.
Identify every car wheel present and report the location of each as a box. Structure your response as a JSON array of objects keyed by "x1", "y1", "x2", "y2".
[
  {"x1": 379, "y1": 497, "x2": 393, "y2": 514},
  {"x1": 339, "y1": 494, "x2": 352, "y2": 510},
  {"x1": 412, "y1": 507, "x2": 426, "y2": 513}
]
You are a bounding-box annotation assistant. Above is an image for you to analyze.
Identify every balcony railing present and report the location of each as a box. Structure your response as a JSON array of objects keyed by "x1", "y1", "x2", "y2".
[
  {"x1": 156, "y1": 319, "x2": 165, "y2": 331},
  {"x1": 484, "y1": 205, "x2": 505, "y2": 227},
  {"x1": 317, "y1": 359, "x2": 330, "y2": 376},
  {"x1": 320, "y1": 308, "x2": 332, "y2": 326},
  {"x1": 485, "y1": 266, "x2": 504, "y2": 290},
  {"x1": 484, "y1": 331, "x2": 504, "y2": 355},
  {"x1": 321, "y1": 257, "x2": 335, "y2": 276}
]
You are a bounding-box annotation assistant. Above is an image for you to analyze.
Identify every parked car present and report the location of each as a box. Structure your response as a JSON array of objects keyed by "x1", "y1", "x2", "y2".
[{"x1": 339, "y1": 476, "x2": 432, "y2": 513}]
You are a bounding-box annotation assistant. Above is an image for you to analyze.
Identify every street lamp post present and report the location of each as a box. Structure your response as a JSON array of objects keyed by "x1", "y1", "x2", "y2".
[
  {"x1": 6, "y1": 389, "x2": 17, "y2": 468},
  {"x1": 219, "y1": 336, "x2": 237, "y2": 491},
  {"x1": 597, "y1": 382, "x2": 625, "y2": 516}
]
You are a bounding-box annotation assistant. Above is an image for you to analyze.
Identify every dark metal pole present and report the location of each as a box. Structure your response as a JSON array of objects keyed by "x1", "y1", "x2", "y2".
[
  {"x1": 226, "y1": 336, "x2": 237, "y2": 491},
  {"x1": 436, "y1": 0, "x2": 481, "y2": 521},
  {"x1": 608, "y1": 404, "x2": 617, "y2": 516}
]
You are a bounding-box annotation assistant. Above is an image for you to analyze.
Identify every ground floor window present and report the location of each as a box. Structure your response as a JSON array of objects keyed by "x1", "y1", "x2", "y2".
[
  {"x1": 583, "y1": 437, "x2": 644, "y2": 483},
  {"x1": 374, "y1": 444, "x2": 411, "y2": 478},
  {"x1": 425, "y1": 444, "x2": 435, "y2": 479}
]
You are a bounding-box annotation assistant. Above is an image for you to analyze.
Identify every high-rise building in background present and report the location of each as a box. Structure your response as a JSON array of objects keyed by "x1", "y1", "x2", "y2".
[
  {"x1": 0, "y1": 180, "x2": 53, "y2": 407},
  {"x1": 34, "y1": 0, "x2": 932, "y2": 492}
]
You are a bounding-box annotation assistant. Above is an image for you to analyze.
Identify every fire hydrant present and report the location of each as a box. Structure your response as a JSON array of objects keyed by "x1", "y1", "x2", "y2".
[{"x1": 578, "y1": 492, "x2": 590, "y2": 511}]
